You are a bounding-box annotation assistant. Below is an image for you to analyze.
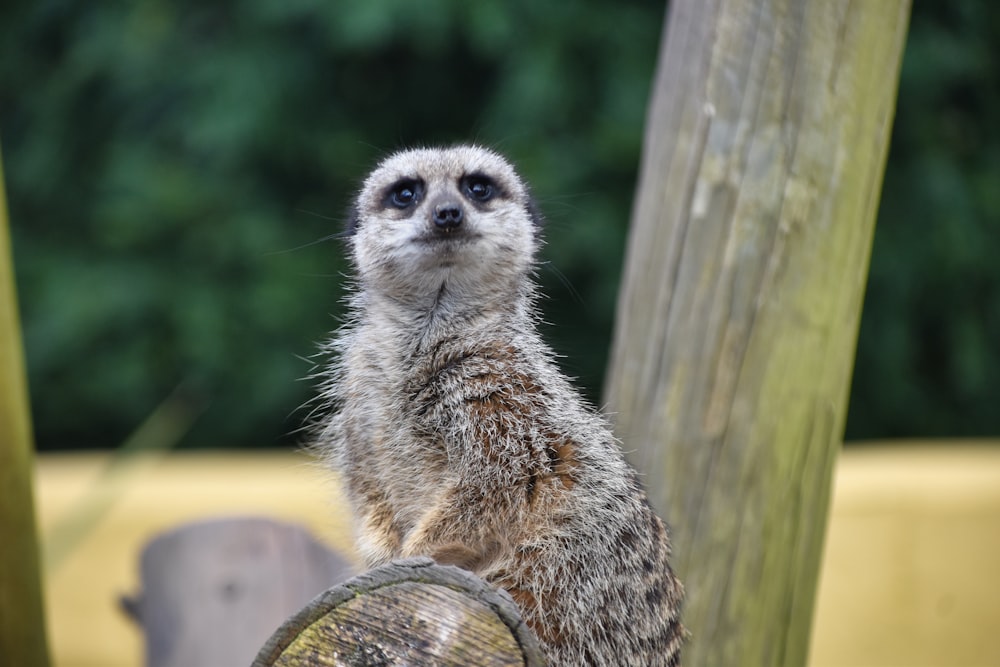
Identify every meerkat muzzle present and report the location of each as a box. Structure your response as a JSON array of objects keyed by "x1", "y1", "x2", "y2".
[{"x1": 431, "y1": 200, "x2": 464, "y2": 232}]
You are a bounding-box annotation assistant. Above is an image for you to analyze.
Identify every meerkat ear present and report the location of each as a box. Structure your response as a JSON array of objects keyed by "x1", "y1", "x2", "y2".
[
  {"x1": 525, "y1": 192, "x2": 545, "y2": 228},
  {"x1": 344, "y1": 202, "x2": 361, "y2": 235}
]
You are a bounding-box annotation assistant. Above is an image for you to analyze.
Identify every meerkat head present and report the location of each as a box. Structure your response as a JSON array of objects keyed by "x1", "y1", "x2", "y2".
[{"x1": 347, "y1": 145, "x2": 542, "y2": 311}]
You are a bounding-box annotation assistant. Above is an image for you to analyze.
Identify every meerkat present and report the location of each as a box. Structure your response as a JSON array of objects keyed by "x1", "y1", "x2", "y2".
[{"x1": 312, "y1": 145, "x2": 685, "y2": 666}]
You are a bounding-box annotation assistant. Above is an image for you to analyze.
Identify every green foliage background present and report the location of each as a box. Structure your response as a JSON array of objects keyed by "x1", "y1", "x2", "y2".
[{"x1": 0, "y1": 1, "x2": 996, "y2": 450}]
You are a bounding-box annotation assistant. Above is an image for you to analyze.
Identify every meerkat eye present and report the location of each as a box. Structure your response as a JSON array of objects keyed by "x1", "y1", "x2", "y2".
[
  {"x1": 387, "y1": 179, "x2": 423, "y2": 209},
  {"x1": 462, "y1": 175, "x2": 496, "y2": 203}
]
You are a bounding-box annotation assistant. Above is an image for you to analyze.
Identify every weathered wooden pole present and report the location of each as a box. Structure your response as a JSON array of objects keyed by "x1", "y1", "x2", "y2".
[
  {"x1": 604, "y1": 1, "x2": 910, "y2": 665},
  {"x1": 0, "y1": 144, "x2": 51, "y2": 666}
]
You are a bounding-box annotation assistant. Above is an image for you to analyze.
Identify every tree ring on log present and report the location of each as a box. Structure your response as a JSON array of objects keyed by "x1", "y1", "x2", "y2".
[{"x1": 253, "y1": 557, "x2": 545, "y2": 666}]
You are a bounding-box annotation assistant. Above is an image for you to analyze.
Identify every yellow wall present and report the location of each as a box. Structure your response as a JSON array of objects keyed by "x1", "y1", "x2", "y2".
[
  {"x1": 34, "y1": 444, "x2": 1000, "y2": 667},
  {"x1": 810, "y1": 444, "x2": 1000, "y2": 667}
]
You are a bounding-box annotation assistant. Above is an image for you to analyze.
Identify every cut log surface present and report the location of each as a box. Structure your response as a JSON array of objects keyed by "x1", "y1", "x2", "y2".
[{"x1": 253, "y1": 557, "x2": 545, "y2": 667}]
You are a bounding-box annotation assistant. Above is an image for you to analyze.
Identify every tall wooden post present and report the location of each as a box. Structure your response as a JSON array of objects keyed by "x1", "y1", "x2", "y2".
[
  {"x1": 604, "y1": 1, "x2": 910, "y2": 665},
  {"x1": 0, "y1": 145, "x2": 51, "y2": 664}
]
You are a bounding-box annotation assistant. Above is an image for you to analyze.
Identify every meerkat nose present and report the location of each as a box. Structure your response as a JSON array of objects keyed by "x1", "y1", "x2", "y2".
[{"x1": 432, "y1": 202, "x2": 464, "y2": 231}]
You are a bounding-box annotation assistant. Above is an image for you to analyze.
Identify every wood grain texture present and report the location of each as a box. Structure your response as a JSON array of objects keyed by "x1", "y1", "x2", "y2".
[
  {"x1": 0, "y1": 144, "x2": 51, "y2": 667},
  {"x1": 604, "y1": 1, "x2": 911, "y2": 665},
  {"x1": 254, "y1": 557, "x2": 545, "y2": 667}
]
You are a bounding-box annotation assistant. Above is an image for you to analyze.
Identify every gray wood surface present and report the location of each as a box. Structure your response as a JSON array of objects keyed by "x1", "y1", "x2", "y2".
[
  {"x1": 604, "y1": 1, "x2": 911, "y2": 665},
  {"x1": 122, "y1": 517, "x2": 352, "y2": 667}
]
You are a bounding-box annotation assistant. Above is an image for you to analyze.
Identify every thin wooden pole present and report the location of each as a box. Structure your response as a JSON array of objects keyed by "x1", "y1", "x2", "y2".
[
  {"x1": 604, "y1": 1, "x2": 911, "y2": 664},
  {"x1": 0, "y1": 143, "x2": 51, "y2": 665}
]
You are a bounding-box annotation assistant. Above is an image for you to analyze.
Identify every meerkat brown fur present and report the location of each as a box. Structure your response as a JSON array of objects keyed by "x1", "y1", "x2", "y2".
[{"x1": 314, "y1": 145, "x2": 685, "y2": 665}]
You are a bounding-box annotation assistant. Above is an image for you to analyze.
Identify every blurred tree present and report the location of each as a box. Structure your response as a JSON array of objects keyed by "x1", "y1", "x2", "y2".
[
  {"x1": 0, "y1": 0, "x2": 996, "y2": 449},
  {"x1": 845, "y1": 2, "x2": 1000, "y2": 440},
  {"x1": 0, "y1": 0, "x2": 663, "y2": 449}
]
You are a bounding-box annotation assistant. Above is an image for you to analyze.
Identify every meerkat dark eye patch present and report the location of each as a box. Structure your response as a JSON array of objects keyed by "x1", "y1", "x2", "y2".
[
  {"x1": 384, "y1": 178, "x2": 424, "y2": 209},
  {"x1": 461, "y1": 174, "x2": 498, "y2": 204}
]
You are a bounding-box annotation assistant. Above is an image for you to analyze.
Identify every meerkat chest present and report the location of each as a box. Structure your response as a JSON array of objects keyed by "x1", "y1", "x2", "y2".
[{"x1": 339, "y1": 349, "x2": 451, "y2": 496}]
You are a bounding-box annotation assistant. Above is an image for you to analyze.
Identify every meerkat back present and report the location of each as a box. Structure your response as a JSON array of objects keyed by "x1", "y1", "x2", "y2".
[{"x1": 313, "y1": 145, "x2": 685, "y2": 665}]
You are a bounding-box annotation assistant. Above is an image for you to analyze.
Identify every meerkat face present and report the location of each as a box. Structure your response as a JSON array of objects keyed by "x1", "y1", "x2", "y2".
[{"x1": 348, "y1": 145, "x2": 541, "y2": 307}]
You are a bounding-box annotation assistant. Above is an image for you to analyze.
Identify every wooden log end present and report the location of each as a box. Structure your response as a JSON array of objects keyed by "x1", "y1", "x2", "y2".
[{"x1": 253, "y1": 557, "x2": 545, "y2": 667}]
